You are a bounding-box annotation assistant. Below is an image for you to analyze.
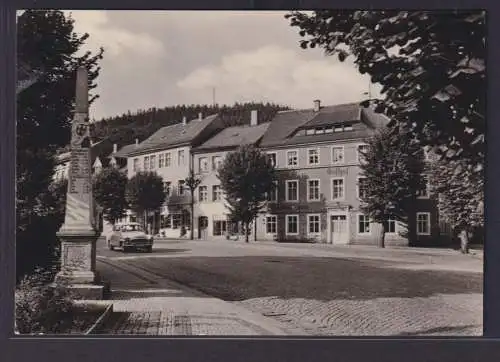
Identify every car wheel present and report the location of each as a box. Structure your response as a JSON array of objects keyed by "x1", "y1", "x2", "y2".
[
  {"x1": 123, "y1": 246, "x2": 129, "y2": 253},
  {"x1": 146, "y1": 246, "x2": 153, "y2": 253}
]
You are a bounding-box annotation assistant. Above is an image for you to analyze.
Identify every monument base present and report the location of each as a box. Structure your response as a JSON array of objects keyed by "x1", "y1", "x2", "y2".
[{"x1": 67, "y1": 283, "x2": 106, "y2": 300}]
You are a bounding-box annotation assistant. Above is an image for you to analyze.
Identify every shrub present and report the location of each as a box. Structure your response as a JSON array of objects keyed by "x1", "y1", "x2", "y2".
[{"x1": 15, "y1": 268, "x2": 76, "y2": 334}]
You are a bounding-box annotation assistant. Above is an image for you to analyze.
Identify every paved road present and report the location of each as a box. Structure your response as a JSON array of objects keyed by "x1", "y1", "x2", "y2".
[{"x1": 96, "y1": 238, "x2": 483, "y2": 336}]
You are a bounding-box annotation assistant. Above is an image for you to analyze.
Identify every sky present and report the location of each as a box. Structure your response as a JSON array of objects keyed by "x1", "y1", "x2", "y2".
[{"x1": 63, "y1": 11, "x2": 379, "y2": 121}]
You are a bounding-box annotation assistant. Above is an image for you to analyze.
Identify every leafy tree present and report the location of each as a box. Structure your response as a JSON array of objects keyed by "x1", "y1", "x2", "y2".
[
  {"x1": 93, "y1": 167, "x2": 129, "y2": 225},
  {"x1": 429, "y1": 158, "x2": 483, "y2": 253},
  {"x1": 359, "y1": 126, "x2": 425, "y2": 247},
  {"x1": 16, "y1": 10, "x2": 103, "y2": 279},
  {"x1": 125, "y1": 171, "x2": 166, "y2": 232},
  {"x1": 184, "y1": 169, "x2": 202, "y2": 240},
  {"x1": 286, "y1": 11, "x2": 485, "y2": 173},
  {"x1": 217, "y1": 145, "x2": 275, "y2": 243}
]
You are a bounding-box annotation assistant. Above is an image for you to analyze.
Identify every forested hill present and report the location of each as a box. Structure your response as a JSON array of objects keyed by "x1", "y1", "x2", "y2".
[{"x1": 91, "y1": 102, "x2": 290, "y2": 148}]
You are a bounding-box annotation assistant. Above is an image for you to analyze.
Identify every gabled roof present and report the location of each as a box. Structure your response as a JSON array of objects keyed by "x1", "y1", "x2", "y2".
[
  {"x1": 112, "y1": 143, "x2": 137, "y2": 158},
  {"x1": 259, "y1": 109, "x2": 317, "y2": 147},
  {"x1": 301, "y1": 102, "x2": 361, "y2": 128},
  {"x1": 260, "y1": 102, "x2": 390, "y2": 148},
  {"x1": 193, "y1": 122, "x2": 271, "y2": 152},
  {"x1": 127, "y1": 114, "x2": 220, "y2": 156}
]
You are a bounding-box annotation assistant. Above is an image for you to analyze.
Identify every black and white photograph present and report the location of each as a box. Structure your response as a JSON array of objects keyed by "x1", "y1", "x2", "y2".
[{"x1": 15, "y1": 9, "x2": 484, "y2": 336}]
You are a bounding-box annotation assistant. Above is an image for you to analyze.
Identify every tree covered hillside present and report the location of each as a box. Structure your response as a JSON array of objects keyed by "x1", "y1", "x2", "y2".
[{"x1": 91, "y1": 102, "x2": 290, "y2": 148}]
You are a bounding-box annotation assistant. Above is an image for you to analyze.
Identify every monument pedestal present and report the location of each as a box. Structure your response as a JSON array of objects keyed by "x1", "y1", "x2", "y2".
[{"x1": 55, "y1": 228, "x2": 106, "y2": 300}]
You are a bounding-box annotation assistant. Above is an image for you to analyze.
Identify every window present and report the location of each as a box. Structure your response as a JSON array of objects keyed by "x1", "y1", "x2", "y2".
[
  {"x1": 287, "y1": 150, "x2": 298, "y2": 167},
  {"x1": 133, "y1": 158, "x2": 139, "y2": 172},
  {"x1": 178, "y1": 150, "x2": 185, "y2": 165},
  {"x1": 266, "y1": 215, "x2": 277, "y2": 234},
  {"x1": 358, "y1": 214, "x2": 371, "y2": 234},
  {"x1": 417, "y1": 175, "x2": 431, "y2": 198},
  {"x1": 286, "y1": 180, "x2": 299, "y2": 202},
  {"x1": 308, "y1": 148, "x2": 320, "y2": 165},
  {"x1": 357, "y1": 177, "x2": 368, "y2": 200},
  {"x1": 212, "y1": 156, "x2": 223, "y2": 171},
  {"x1": 331, "y1": 178, "x2": 344, "y2": 200},
  {"x1": 165, "y1": 152, "x2": 171, "y2": 167},
  {"x1": 212, "y1": 185, "x2": 222, "y2": 201},
  {"x1": 305, "y1": 129, "x2": 315, "y2": 135},
  {"x1": 332, "y1": 147, "x2": 344, "y2": 164},
  {"x1": 199, "y1": 157, "x2": 209, "y2": 173},
  {"x1": 384, "y1": 217, "x2": 397, "y2": 234},
  {"x1": 315, "y1": 128, "x2": 324, "y2": 134},
  {"x1": 267, "y1": 181, "x2": 278, "y2": 202},
  {"x1": 344, "y1": 125, "x2": 353, "y2": 131},
  {"x1": 198, "y1": 185, "x2": 208, "y2": 202},
  {"x1": 172, "y1": 213, "x2": 182, "y2": 229},
  {"x1": 178, "y1": 180, "x2": 185, "y2": 196},
  {"x1": 357, "y1": 144, "x2": 369, "y2": 164},
  {"x1": 324, "y1": 127, "x2": 333, "y2": 134},
  {"x1": 307, "y1": 179, "x2": 320, "y2": 201},
  {"x1": 286, "y1": 215, "x2": 299, "y2": 235},
  {"x1": 307, "y1": 214, "x2": 321, "y2": 234},
  {"x1": 164, "y1": 181, "x2": 171, "y2": 197},
  {"x1": 150, "y1": 155, "x2": 156, "y2": 170},
  {"x1": 144, "y1": 156, "x2": 150, "y2": 171},
  {"x1": 417, "y1": 212, "x2": 431, "y2": 235},
  {"x1": 334, "y1": 125, "x2": 343, "y2": 133},
  {"x1": 159, "y1": 153, "x2": 165, "y2": 168},
  {"x1": 267, "y1": 152, "x2": 277, "y2": 167}
]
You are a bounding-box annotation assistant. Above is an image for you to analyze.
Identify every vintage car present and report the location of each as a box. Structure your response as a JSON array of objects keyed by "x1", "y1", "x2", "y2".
[{"x1": 107, "y1": 222, "x2": 154, "y2": 252}]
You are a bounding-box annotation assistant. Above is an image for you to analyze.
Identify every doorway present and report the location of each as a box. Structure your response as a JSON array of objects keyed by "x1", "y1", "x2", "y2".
[
  {"x1": 198, "y1": 216, "x2": 208, "y2": 239},
  {"x1": 330, "y1": 214, "x2": 348, "y2": 245}
]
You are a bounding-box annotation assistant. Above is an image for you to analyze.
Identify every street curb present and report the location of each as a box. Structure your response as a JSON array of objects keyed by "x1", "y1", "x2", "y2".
[{"x1": 84, "y1": 303, "x2": 114, "y2": 335}]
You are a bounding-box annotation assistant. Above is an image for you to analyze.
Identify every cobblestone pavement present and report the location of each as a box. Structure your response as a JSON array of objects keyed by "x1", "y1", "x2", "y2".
[
  {"x1": 95, "y1": 238, "x2": 482, "y2": 336},
  {"x1": 94, "y1": 258, "x2": 301, "y2": 335},
  {"x1": 236, "y1": 293, "x2": 482, "y2": 336}
]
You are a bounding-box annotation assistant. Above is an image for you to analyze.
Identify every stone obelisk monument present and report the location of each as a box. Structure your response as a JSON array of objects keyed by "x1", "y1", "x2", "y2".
[{"x1": 56, "y1": 67, "x2": 105, "y2": 299}]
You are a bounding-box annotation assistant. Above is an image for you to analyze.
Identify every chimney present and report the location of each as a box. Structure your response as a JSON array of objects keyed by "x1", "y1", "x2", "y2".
[
  {"x1": 135, "y1": 138, "x2": 139, "y2": 147},
  {"x1": 313, "y1": 99, "x2": 321, "y2": 112},
  {"x1": 198, "y1": 112, "x2": 203, "y2": 121},
  {"x1": 113, "y1": 143, "x2": 118, "y2": 153},
  {"x1": 182, "y1": 116, "x2": 187, "y2": 126},
  {"x1": 250, "y1": 110, "x2": 258, "y2": 126}
]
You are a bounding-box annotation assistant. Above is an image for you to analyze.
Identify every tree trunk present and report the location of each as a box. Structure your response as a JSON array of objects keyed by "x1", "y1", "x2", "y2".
[
  {"x1": 245, "y1": 222, "x2": 249, "y2": 243},
  {"x1": 254, "y1": 217, "x2": 257, "y2": 242},
  {"x1": 190, "y1": 197, "x2": 194, "y2": 240},
  {"x1": 459, "y1": 229, "x2": 470, "y2": 254},
  {"x1": 378, "y1": 222, "x2": 386, "y2": 248}
]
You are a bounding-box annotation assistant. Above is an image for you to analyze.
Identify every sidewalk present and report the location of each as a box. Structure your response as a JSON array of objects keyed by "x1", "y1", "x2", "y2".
[{"x1": 89, "y1": 257, "x2": 306, "y2": 335}]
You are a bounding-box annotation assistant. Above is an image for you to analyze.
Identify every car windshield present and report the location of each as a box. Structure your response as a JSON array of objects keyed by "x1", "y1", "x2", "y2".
[{"x1": 121, "y1": 224, "x2": 143, "y2": 232}]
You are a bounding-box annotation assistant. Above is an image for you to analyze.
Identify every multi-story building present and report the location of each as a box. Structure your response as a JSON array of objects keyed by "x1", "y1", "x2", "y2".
[
  {"x1": 253, "y1": 100, "x2": 437, "y2": 246},
  {"x1": 53, "y1": 138, "x2": 114, "y2": 181},
  {"x1": 124, "y1": 113, "x2": 225, "y2": 236},
  {"x1": 191, "y1": 110, "x2": 270, "y2": 239}
]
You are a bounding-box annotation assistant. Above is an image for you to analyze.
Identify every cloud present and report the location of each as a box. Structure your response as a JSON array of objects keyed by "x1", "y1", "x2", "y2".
[
  {"x1": 40, "y1": 11, "x2": 376, "y2": 119},
  {"x1": 68, "y1": 11, "x2": 167, "y2": 59},
  {"x1": 177, "y1": 45, "x2": 378, "y2": 109}
]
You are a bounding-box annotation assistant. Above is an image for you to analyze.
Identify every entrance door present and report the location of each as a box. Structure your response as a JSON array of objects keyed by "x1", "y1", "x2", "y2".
[
  {"x1": 213, "y1": 220, "x2": 227, "y2": 236},
  {"x1": 331, "y1": 215, "x2": 348, "y2": 244},
  {"x1": 198, "y1": 216, "x2": 208, "y2": 239}
]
